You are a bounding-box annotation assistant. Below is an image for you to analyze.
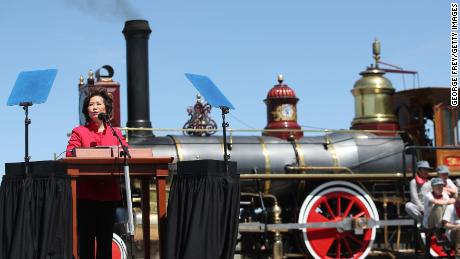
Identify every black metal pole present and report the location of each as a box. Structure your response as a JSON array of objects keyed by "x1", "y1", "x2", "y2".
[
  {"x1": 21, "y1": 102, "x2": 32, "y2": 175},
  {"x1": 221, "y1": 106, "x2": 230, "y2": 175}
]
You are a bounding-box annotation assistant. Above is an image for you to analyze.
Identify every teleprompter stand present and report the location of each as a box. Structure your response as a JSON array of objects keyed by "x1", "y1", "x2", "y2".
[
  {"x1": 185, "y1": 73, "x2": 236, "y2": 174},
  {"x1": 220, "y1": 106, "x2": 231, "y2": 174},
  {"x1": 21, "y1": 102, "x2": 32, "y2": 174},
  {"x1": 7, "y1": 69, "x2": 58, "y2": 175}
]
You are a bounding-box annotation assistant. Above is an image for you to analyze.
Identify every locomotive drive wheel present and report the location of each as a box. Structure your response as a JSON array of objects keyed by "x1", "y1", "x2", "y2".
[
  {"x1": 112, "y1": 233, "x2": 128, "y2": 259},
  {"x1": 94, "y1": 233, "x2": 128, "y2": 259},
  {"x1": 298, "y1": 181, "x2": 379, "y2": 259}
]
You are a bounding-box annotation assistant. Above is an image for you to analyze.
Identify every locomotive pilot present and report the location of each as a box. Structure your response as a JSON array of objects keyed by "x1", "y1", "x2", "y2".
[{"x1": 405, "y1": 160, "x2": 432, "y2": 223}]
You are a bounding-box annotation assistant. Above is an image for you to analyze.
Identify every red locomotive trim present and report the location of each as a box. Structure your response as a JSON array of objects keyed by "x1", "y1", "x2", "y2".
[{"x1": 266, "y1": 84, "x2": 298, "y2": 98}]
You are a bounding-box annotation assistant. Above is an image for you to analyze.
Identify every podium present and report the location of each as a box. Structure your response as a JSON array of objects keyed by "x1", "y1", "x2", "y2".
[{"x1": 62, "y1": 156, "x2": 172, "y2": 259}]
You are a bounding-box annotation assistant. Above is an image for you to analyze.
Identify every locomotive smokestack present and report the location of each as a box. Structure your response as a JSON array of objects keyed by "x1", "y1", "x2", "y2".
[{"x1": 123, "y1": 20, "x2": 154, "y2": 139}]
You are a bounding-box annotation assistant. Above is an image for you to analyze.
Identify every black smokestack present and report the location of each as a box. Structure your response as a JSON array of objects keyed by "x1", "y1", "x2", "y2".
[{"x1": 123, "y1": 20, "x2": 154, "y2": 139}]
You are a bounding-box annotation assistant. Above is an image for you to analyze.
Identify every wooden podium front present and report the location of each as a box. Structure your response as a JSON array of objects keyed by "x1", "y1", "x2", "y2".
[{"x1": 62, "y1": 157, "x2": 172, "y2": 259}]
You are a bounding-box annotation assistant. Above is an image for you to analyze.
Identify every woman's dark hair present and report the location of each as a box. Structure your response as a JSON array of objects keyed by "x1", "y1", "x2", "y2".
[{"x1": 82, "y1": 88, "x2": 113, "y2": 123}]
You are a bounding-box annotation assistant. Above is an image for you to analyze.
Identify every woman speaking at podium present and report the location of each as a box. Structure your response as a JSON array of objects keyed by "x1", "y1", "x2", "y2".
[{"x1": 66, "y1": 88, "x2": 128, "y2": 259}]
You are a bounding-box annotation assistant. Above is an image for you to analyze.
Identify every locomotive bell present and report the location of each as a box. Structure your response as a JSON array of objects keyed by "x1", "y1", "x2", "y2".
[
  {"x1": 351, "y1": 39, "x2": 398, "y2": 134},
  {"x1": 263, "y1": 74, "x2": 303, "y2": 140}
]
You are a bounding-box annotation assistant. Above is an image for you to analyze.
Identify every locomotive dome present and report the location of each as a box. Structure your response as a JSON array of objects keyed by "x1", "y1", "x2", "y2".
[
  {"x1": 263, "y1": 74, "x2": 303, "y2": 139},
  {"x1": 266, "y1": 74, "x2": 298, "y2": 99},
  {"x1": 350, "y1": 39, "x2": 398, "y2": 133},
  {"x1": 351, "y1": 66, "x2": 396, "y2": 125}
]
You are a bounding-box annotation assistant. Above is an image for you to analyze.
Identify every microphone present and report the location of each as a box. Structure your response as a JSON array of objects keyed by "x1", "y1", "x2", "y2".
[{"x1": 97, "y1": 113, "x2": 110, "y2": 122}]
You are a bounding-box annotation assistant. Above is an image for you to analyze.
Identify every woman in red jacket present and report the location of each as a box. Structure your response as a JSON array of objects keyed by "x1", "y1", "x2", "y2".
[{"x1": 66, "y1": 88, "x2": 127, "y2": 259}]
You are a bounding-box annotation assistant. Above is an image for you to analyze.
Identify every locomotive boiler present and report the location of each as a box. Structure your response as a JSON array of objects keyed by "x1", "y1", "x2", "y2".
[{"x1": 78, "y1": 20, "x2": 460, "y2": 258}]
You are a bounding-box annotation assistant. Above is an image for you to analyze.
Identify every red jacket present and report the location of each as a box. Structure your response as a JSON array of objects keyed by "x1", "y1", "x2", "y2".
[{"x1": 66, "y1": 122, "x2": 128, "y2": 201}]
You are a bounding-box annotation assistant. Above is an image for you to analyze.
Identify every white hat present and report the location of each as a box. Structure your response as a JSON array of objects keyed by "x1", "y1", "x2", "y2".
[
  {"x1": 431, "y1": 177, "x2": 444, "y2": 186},
  {"x1": 416, "y1": 160, "x2": 432, "y2": 170},
  {"x1": 437, "y1": 165, "x2": 450, "y2": 174}
]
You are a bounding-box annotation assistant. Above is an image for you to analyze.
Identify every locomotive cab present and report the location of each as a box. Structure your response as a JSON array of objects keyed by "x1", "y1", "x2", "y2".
[
  {"x1": 434, "y1": 103, "x2": 460, "y2": 172},
  {"x1": 394, "y1": 87, "x2": 460, "y2": 170},
  {"x1": 393, "y1": 88, "x2": 460, "y2": 257}
]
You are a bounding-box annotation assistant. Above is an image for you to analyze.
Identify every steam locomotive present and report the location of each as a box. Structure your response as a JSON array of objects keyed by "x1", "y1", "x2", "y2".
[{"x1": 78, "y1": 20, "x2": 459, "y2": 258}]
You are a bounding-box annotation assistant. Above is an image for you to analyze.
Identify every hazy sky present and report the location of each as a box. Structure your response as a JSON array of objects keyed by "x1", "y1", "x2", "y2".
[{"x1": 0, "y1": 1, "x2": 450, "y2": 175}]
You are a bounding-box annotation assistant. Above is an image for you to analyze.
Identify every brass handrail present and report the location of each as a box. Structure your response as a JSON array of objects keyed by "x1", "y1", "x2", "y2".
[
  {"x1": 286, "y1": 165, "x2": 354, "y2": 174},
  {"x1": 239, "y1": 173, "x2": 406, "y2": 180},
  {"x1": 119, "y1": 127, "x2": 403, "y2": 134}
]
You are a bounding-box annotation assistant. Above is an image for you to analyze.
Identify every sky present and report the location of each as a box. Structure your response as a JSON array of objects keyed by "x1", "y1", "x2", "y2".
[{"x1": 0, "y1": 1, "x2": 451, "y2": 176}]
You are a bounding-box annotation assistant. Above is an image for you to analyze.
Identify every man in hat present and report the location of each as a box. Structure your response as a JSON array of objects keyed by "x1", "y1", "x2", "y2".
[
  {"x1": 423, "y1": 177, "x2": 455, "y2": 229},
  {"x1": 442, "y1": 189, "x2": 460, "y2": 256},
  {"x1": 405, "y1": 160, "x2": 432, "y2": 223},
  {"x1": 437, "y1": 165, "x2": 458, "y2": 198}
]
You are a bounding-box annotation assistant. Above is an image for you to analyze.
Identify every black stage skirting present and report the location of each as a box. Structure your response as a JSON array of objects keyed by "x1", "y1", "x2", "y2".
[
  {"x1": 0, "y1": 161, "x2": 72, "y2": 259},
  {"x1": 165, "y1": 160, "x2": 240, "y2": 259}
]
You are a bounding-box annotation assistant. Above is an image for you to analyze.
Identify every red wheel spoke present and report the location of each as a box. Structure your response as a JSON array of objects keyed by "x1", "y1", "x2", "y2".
[
  {"x1": 342, "y1": 237, "x2": 353, "y2": 256},
  {"x1": 308, "y1": 229, "x2": 336, "y2": 258},
  {"x1": 353, "y1": 211, "x2": 365, "y2": 218},
  {"x1": 307, "y1": 206, "x2": 337, "y2": 257},
  {"x1": 345, "y1": 232, "x2": 363, "y2": 246},
  {"x1": 343, "y1": 200, "x2": 355, "y2": 217},
  {"x1": 336, "y1": 236, "x2": 341, "y2": 259},
  {"x1": 337, "y1": 193, "x2": 341, "y2": 217},
  {"x1": 309, "y1": 209, "x2": 332, "y2": 223},
  {"x1": 322, "y1": 198, "x2": 335, "y2": 218}
]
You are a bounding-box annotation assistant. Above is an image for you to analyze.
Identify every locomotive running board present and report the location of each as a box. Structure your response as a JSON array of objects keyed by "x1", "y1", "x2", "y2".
[{"x1": 239, "y1": 218, "x2": 414, "y2": 234}]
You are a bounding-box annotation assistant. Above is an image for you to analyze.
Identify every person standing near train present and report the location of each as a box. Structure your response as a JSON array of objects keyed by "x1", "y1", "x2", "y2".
[
  {"x1": 405, "y1": 160, "x2": 432, "y2": 223},
  {"x1": 66, "y1": 88, "x2": 128, "y2": 259}
]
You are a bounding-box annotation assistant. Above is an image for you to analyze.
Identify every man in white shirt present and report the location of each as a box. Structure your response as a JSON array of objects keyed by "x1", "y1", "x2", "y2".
[
  {"x1": 424, "y1": 177, "x2": 455, "y2": 229},
  {"x1": 442, "y1": 191, "x2": 460, "y2": 256},
  {"x1": 405, "y1": 160, "x2": 432, "y2": 223},
  {"x1": 438, "y1": 165, "x2": 458, "y2": 198}
]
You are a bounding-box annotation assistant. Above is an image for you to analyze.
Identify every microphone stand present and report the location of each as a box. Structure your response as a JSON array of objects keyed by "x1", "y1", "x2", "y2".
[{"x1": 102, "y1": 116, "x2": 135, "y2": 239}]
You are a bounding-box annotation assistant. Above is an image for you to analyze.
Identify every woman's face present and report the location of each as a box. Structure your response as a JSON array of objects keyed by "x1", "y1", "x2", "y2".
[{"x1": 87, "y1": 95, "x2": 106, "y2": 123}]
